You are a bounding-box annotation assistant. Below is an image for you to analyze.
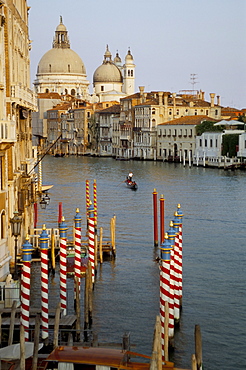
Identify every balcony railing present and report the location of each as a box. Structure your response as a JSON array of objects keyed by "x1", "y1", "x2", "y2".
[
  {"x1": 8, "y1": 84, "x2": 37, "y2": 110},
  {"x1": 0, "y1": 119, "x2": 16, "y2": 144}
]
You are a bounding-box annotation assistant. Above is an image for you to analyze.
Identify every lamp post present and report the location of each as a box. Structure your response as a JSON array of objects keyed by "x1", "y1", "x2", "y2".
[{"x1": 10, "y1": 211, "x2": 22, "y2": 280}]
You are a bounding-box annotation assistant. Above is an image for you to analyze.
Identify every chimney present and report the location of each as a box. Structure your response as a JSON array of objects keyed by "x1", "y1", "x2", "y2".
[
  {"x1": 201, "y1": 91, "x2": 205, "y2": 100},
  {"x1": 158, "y1": 92, "x2": 163, "y2": 106},
  {"x1": 172, "y1": 92, "x2": 176, "y2": 108},
  {"x1": 164, "y1": 92, "x2": 168, "y2": 108},
  {"x1": 217, "y1": 95, "x2": 221, "y2": 106},
  {"x1": 139, "y1": 86, "x2": 145, "y2": 104},
  {"x1": 210, "y1": 93, "x2": 215, "y2": 107}
]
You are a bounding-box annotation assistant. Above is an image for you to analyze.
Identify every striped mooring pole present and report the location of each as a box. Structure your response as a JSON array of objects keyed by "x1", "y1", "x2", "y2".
[
  {"x1": 39, "y1": 224, "x2": 49, "y2": 339},
  {"x1": 167, "y1": 221, "x2": 176, "y2": 338},
  {"x1": 176, "y1": 204, "x2": 183, "y2": 303},
  {"x1": 153, "y1": 188, "x2": 158, "y2": 246},
  {"x1": 20, "y1": 235, "x2": 34, "y2": 341},
  {"x1": 59, "y1": 216, "x2": 68, "y2": 315},
  {"x1": 172, "y1": 211, "x2": 182, "y2": 322},
  {"x1": 159, "y1": 233, "x2": 172, "y2": 361},
  {"x1": 74, "y1": 208, "x2": 82, "y2": 297},
  {"x1": 88, "y1": 204, "x2": 95, "y2": 284}
]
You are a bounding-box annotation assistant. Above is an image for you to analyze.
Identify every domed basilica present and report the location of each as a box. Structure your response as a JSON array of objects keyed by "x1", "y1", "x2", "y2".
[{"x1": 34, "y1": 17, "x2": 135, "y2": 102}]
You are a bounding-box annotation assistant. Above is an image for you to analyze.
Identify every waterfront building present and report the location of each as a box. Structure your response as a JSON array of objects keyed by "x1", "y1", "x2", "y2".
[
  {"x1": 0, "y1": 0, "x2": 37, "y2": 281},
  {"x1": 96, "y1": 104, "x2": 120, "y2": 156},
  {"x1": 194, "y1": 120, "x2": 245, "y2": 167},
  {"x1": 157, "y1": 116, "x2": 217, "y2": 162}
]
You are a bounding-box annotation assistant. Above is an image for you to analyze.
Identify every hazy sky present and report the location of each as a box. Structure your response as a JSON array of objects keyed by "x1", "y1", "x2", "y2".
[{"x1": 28, "y1": 0, "x2": 246, "y2": 109}]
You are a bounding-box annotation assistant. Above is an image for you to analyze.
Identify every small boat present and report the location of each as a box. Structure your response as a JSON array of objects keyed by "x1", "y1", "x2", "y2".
[
  {"x1": 43, "y1": 345, "x2": 176, "y2": 370},
  {"x1": 125, "y1": 179, "x2": 138, "y2": 190}
]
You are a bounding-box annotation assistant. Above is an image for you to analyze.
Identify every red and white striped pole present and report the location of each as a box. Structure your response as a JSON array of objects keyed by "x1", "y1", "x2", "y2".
[
  {"x1": 59, "y1": 216, "x2": 68, "y2": 315},
  {"x1": 167, "y1": 221, "x2": 176, "y2": 338},
  {"x1": 153, "y1": 188, "x2": 158, "y2": 246},
  {"x1": 88, "y1": 204, "x2": 95, "y2": 284},
  {"x1": 39, "y1": 225, "x2": 49, "y2": 339},
  {"x1": 74, "y1": 208, "x2": 82, "y2": 298},
  {"x1": 20, "y1": 235, "x2": 34, "y2": 341},
  {"x1": 177, "y1": 204, "x2": 183, "y2": 306},
  {"x1": 159, "y1": 233, "x2": 172, "y2": 361},
  {"x1": 172, "y1": 212, "x2": 182, "y2": 323}
]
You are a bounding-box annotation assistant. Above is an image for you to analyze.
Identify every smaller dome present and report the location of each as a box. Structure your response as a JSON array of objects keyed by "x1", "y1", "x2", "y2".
[{"x1": 93, "y1": 63, "x2": 123, "y2": 84}]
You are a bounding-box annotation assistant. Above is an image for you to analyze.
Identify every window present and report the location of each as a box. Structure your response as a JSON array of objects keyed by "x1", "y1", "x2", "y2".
[
  {"x1": 210, "y1": 139, "x2": 213, "y2": 147},
  {"x1": 179, "y1": 129, "x2": 182, "y2": 137},
  {"x1": 68, "y1": 64, "x2": 71, "y2": 72},
  {"x1": 131, "y1": 70, "x2": 133, "y2": 77},
  {"x1": 45, "y1": 88, "x2": 49, "y2": 93},
  {"x1": 205, "y1": 139, "x2": 207, "y2": 147},
  {"x1": 71, "y1": 89, "x2": 75, "y2": 96},
  {"x1": 128, "y1": 70, "x2": 130, "y2": 76},
  {"x1": 245, "y1": 140, "x2": 246, "y2": 149},
  {"x1": 200, "y1": 139, "x2": 202, "y2": 147},
  {"x1": 49, "y1": 64, "x2": 51, "y2": 72},
  {"x1": 101, "y1": 86, "x2": 104, "y2": 92},
  {"x1": 87, "y1": 112, "x2": 91, "y2": 118},
  {"x1": 216, "y1": 139, "x2": 218, "y2": 147},
  {"x1": 215, "y1": 109, "x2": 218, "y2": 116},
  {"x1": 152, "y1": 109, "x2": 156, "y2": 115}
]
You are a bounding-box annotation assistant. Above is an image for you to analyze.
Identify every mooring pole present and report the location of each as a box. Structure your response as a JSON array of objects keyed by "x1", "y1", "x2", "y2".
[
  {"x1": 159, "y1": 233, "x2": 172, "y2": 362},
  {"x1": 39, "y1": 224, "x2": 49, "y2": 340},
  {"x1": 21, "y1": 235, "x2": 34, "y2": 341},
  {"x1": 160, "y1": 194, "x2": 165, "y2": 245},
  {"x1": 153, "y1": 188, "x2": 158, "y2": 246},
  {"x1": 74, "y1": 208, "x2": 82, "y2": 301},
  {"x1": 59, "y1": 217, "x2": 68, "y2": 316}
]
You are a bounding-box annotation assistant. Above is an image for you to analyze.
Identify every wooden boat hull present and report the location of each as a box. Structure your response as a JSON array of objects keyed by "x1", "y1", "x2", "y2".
[{"x1": 125, "y1": 180, "x2": 138, "y2": 190}]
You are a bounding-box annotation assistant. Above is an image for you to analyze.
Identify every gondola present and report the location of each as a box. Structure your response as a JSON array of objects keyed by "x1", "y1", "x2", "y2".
[{"x1": 125, "y1": 179, "x2": 138, "y2": 190}]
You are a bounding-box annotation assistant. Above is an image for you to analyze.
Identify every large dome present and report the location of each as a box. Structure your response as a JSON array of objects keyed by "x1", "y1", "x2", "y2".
[
  {"x1": 93, "y1": 63, "x2": 123, "y2": 83},
  {"x1": 37, "y1": 48, "x2": 86, "y2": 75}
]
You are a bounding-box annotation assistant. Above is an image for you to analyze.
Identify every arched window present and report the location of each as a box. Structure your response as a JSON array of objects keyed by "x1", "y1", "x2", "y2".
[
  {"x1": 49, "y1": 64, "x2": 51, "y2": 72},
  {"x1": 131, "y1": 70, "x2": 133, "y2": 77},
  {"x1": 45, "y1": 88, "x2": 49, "y2": 93},
  {"x1": 64, "y1": 89, "x2": 68, "y2": 95},
  {"x1": 128, "y1": 70, "x2": 130, "y2": 76},
  {"x1": 71, "y1": 89, "x2": 76, "y2": 96},
  {"x1": 68, "y1": 64, "x2": 71, "y2": 72}
]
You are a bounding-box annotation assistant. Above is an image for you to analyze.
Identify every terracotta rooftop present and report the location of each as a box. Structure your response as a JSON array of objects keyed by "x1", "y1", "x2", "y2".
[
  {"x1": 97, "y1": 104, "x2": 121, "y2": 114},
  {"x1": 37, "y1": 92, "x2": 61, "y2": 99}
]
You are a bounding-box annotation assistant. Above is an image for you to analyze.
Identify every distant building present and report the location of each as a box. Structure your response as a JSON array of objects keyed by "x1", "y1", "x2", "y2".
[
  {"x1": 157, "y1": 116, "x2": 217, "y2": 162},
  {"x1": 93, "y1": 46, "x2": 135, "y2": 102},
  {"x1": 33, "y1": 17, "x2": 90, "y2": 99}
]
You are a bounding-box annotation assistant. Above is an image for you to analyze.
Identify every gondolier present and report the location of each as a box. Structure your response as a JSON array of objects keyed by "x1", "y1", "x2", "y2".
[{"x1": 128, "y1": 172, "x2": 133, "y2": 181}]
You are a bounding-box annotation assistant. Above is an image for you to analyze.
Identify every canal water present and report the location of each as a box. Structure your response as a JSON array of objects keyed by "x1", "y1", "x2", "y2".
[{"x1": 31, "y1": 156, "x2": 246, "y2": 370}]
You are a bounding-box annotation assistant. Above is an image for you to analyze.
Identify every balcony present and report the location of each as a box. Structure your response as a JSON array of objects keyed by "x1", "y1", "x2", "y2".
[
  {"x1": 7, "y1": 84, "x2": 37, "y2": 111},
  {"x1": 0, "y1": 119, "x2": 16, "y2": 150}
]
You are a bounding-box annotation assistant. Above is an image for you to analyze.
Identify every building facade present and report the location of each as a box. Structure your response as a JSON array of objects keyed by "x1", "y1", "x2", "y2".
[{"x1": 0, "y1": 0, "x2": 37, "y2": 281}]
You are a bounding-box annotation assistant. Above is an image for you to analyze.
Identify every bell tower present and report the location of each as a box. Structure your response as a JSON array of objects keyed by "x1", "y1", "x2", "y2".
[{"x1": 123, "y1": 48, "x2": 135, "y2": 95}]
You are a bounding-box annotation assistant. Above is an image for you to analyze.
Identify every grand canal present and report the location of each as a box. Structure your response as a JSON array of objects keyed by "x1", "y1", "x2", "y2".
[{"x1": 31, "y1": 156, "x2": 246, "y2": 370}]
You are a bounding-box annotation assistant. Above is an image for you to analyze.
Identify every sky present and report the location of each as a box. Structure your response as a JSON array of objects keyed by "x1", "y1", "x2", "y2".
[{"x1": 27, "y1": 0, "x2": 246, "y2": 109}]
